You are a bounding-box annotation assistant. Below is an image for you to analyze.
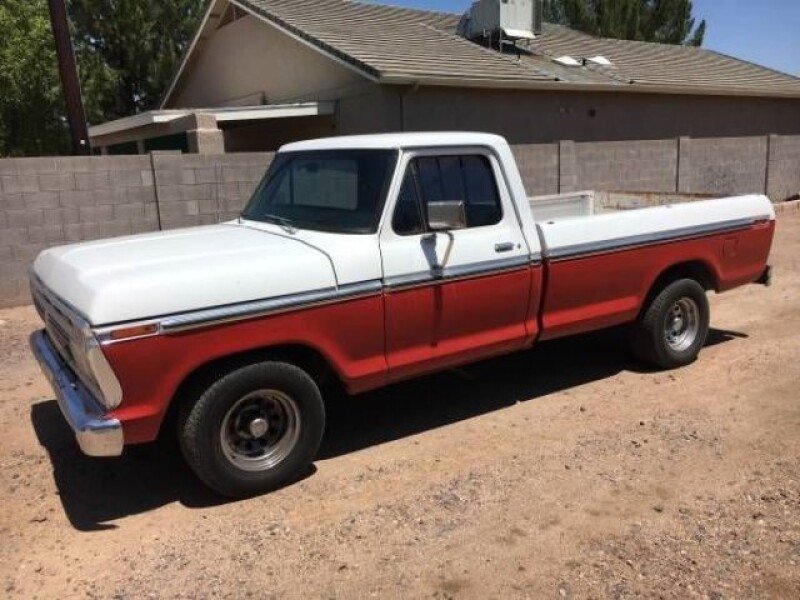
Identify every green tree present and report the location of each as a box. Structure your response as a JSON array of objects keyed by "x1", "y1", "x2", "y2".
[
  {"x1": 0, "y1": 0, "x2": 113, "y2": 156},
  {"x1": 544, "y1": 0, "x2": 706, "y2": 46},
  {"x1": 69, "y1": 0, "x2": 206, "y2": 121}
]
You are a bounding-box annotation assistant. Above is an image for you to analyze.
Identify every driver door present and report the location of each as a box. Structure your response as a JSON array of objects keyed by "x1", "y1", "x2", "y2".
[{"x1": 380, "y1": 149, "x2": 532, "y2": 382}]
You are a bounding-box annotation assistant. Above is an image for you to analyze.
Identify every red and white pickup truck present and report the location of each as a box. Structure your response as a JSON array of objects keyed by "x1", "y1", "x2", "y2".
[{"x1": 30, "y1": 133, "x2": 775, "y2": 497}]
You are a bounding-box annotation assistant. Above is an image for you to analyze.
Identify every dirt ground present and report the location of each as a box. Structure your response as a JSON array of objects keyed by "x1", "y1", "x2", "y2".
[{"x1": 1, "y1": 212, "x2": 798, "y2": 600}]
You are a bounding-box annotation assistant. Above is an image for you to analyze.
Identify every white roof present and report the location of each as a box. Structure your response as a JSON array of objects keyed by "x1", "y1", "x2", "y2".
[{"x1": 280, "y1": 132, "x2": 508, "y2": 152}]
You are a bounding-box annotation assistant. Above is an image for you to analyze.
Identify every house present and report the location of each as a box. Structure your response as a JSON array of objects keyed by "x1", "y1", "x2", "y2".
[{"x1": 88, "y1": 0, "x2": 800, "y2": 155}]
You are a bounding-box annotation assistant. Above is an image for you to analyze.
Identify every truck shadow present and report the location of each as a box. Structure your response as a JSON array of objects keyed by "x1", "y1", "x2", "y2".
[{"x1": 30, "y1": 326, "x2": 745, "y2": 531}]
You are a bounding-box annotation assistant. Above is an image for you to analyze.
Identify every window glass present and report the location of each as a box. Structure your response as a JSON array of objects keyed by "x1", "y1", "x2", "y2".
[
  {"x1": 461, "y1": 156, "x2": 502, "y2": 227},
  {"x1": 439, "y1": 156, "x2": 466, "y2": 202},
  {"x1": 392, "y1": 168, "x2": 424, "y2": 235},
  {"x1": 242, "y1": 150, "x2": 397, "y2": 234},
  {"x1": 416, "y1": 157, "x2": 444, "y2": 203},
  {"x1": 292, "y1": 158, "x2": 359, "y2": 209},
  {"x1": 409, "y1": 154, "x2": 502, "y2": 230}
]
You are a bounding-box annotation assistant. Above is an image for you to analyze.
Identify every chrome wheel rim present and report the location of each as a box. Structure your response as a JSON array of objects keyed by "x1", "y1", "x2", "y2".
[
  {"x1": 664, "y1": 297, "x2": 700, "y2": 352},
  {"x1": 220, "y1": 390, "x2": 301, "y2": 472}
]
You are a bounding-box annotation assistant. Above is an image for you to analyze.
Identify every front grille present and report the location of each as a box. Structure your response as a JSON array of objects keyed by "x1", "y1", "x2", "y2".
[{"x1": 32, "y1": 283, "x2": 83, "y2": 375}]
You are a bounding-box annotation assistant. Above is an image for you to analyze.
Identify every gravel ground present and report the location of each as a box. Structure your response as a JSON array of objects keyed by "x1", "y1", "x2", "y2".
[{"x1": 0, "y1": 212, "x2": 798, "y2": 599}]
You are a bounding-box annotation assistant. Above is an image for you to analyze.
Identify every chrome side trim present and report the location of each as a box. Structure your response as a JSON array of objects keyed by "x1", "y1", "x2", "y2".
[
  {"x1": 100, "y1": 255, "x2": 546, "y2": 337},
  {"x1": 159, "y1": 280, "x2": 384, "y2": 333},
  {"x1": 383, "y1": 255, "x2": 532, "y2": 290},
  {"x1": 546, "y1": 216, "x2": 767, "y2": 261},
  {"x1": 30, "y1": 331, "x2": 123, "y2": 457}
]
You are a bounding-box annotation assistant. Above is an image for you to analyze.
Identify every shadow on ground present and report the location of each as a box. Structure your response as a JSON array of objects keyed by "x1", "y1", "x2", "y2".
[{"x1": 31, "y1": 327, "x2": 745, "y2": 531}]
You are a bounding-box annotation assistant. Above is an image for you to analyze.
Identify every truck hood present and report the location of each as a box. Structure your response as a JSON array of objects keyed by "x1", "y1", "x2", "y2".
[{"x1": 32, "y1": 223, "x2": 337, "y2": 326}]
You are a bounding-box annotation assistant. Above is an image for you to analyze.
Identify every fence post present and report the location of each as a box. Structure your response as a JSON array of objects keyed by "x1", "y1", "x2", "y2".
[
  {"x1": 558, "y1": 140, "x2": 577, "y2": 193},
  {"x1": 676, "y1": 136, "x2": 691, "y2": 194}
]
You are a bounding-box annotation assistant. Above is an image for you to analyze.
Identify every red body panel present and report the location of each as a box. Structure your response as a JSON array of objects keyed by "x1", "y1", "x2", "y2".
[
  {"x1": 384, "y1": 267, "x2": 534, "y2": 382},
  {"x1": 539, "y1": 221, "x2": 774, "y2": 340},
  {"x1": 103, "y1": 221, "x2": 774, "y2": 445}
]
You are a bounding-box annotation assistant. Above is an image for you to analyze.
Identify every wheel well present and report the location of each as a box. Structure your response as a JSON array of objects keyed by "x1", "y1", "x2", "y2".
[
  {"x1": 641, "y1": 261, "x2": 717, "y2": 315},
  {"x1": 161, "y1": 344, "x2": 342, "y2": 439}
]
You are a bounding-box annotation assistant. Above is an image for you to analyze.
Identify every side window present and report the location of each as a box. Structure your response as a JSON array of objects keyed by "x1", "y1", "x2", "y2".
[
  {"x1": 460, "y1": 156, "x2": 502, "y2": 227},
  {"x1": 391, "y1": 154, "x2": 503, "y2": 235},
  {"x1": 392, "y1": 167, "x2": 425, "y2": 235}
]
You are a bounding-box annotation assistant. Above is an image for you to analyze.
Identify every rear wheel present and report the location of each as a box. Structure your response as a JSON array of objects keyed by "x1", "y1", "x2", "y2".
[
  {"x1": 631, "y1": 278, "x2": 710, "y2": 369},
  {"x1": 178, "y1": 361, "x2": 325, "y2": 498}
]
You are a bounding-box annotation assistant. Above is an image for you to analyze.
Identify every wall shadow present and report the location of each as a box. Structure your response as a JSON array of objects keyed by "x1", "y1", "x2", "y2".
[{"x1": 30, "y1": 327, "x2": 744, "y2": 531}]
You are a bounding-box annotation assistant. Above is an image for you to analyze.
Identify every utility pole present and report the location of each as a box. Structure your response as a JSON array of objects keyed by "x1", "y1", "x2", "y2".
[{"x1": 47, "y1": 0, "x2": 91, "y2": 155}]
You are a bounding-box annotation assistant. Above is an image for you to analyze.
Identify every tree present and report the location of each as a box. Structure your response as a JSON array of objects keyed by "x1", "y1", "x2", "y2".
[
  {"x1": 69, "y1": 0, "x2": 206, "y2": 122},
  {"x1": 0, "y1": 0, "x2": 111, "y2": 156},
  {"x1": 544, "y1": 0, "x2": 706, "y2": 46}
]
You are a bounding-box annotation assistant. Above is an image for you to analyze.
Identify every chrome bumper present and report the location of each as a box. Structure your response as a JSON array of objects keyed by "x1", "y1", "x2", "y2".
[{"x1": 30, "y1": 331, "x2": 124, "y2": 457}]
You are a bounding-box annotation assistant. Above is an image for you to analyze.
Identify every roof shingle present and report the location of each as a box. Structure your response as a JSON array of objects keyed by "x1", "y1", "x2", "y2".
[{"x1": 224, "y1": 0, "x2": 800, "y2": 97}]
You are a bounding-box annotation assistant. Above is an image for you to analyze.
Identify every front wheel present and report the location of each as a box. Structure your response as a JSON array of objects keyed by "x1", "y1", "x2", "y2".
[
  {"x1": 178, "y1": 361, "x2": 325, "y2": 498},
  {"x1": 631, "y1": 278, "x2": 710, "y2": 370}
]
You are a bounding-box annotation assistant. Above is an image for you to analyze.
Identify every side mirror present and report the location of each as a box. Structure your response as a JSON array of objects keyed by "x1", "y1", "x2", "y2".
[{"x1": 427, "y1": 201, "x2": 467, "y2": 231}]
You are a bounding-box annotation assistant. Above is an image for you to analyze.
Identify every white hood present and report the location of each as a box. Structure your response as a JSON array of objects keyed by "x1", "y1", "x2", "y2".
[{"x1": 33, "y1": 223, "x2": 337, "y2": 325}]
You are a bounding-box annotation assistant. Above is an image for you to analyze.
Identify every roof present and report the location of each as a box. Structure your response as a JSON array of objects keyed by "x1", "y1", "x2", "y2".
[
  {"x1": 281, "y1": 131, "x2": 507, "y2": 152},
  {"x1": 89, "y1": 102, "x2": 335, "y2": 138},
  {"x1": 166, "y1": 0, "x2": 800, "y2": 104}
]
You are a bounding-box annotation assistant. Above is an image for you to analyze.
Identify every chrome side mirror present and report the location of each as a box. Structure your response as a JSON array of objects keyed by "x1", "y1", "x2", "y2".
[{"x1": 427, "y1": 201, "x2": 467, "y2": 231}]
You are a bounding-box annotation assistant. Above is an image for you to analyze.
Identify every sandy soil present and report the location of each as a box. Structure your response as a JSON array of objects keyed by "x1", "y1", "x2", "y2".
[{"x1": 1, "y1": 212, "x2": 798, "y2": 600}]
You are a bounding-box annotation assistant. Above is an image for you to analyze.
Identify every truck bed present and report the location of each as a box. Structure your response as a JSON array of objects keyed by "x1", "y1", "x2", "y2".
[{"x1": 524, "y1": 194, "x2": 776, "y2": 340}]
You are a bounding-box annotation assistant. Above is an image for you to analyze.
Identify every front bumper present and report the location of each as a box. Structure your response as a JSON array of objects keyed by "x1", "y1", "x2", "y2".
[{"x1": 30, "y1": 330, "x2": 124, "y2": 457}]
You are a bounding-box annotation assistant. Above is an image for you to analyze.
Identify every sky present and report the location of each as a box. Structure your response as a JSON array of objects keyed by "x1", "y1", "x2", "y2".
[{"x1": 378, "y1": 0, "x2": 800, "y2": 76}]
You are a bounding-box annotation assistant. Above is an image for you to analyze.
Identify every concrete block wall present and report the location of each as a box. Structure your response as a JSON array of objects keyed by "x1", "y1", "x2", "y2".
[
  {"x1": 575, "y1": 139, "x2": 678, "y2": 193},
  {"x1": 511, "y1": 143, "x2": 559, "y2": 195},
  {"x1": 767, "y1": 135, "x2": 800, "y2": 201},
  {"x1": 677, "y1": 136, "x2": 768, "y2": 195},
  {"x1": 150, "y1": 152, "x2": 273, "y2": 230},
  {"x1": 0, "y1": 155, "x2": 157, "y2": 307}
]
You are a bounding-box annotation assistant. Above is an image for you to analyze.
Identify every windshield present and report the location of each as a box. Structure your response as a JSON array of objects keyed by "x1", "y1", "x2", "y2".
[{"x1": 242, "y1": 149, "x2": 398, "y2": 234}]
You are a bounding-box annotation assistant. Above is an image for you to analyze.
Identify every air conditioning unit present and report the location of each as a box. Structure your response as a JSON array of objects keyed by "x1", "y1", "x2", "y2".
[{"x1": 459, "y1": 0, "x2": 544, "y2": 42}]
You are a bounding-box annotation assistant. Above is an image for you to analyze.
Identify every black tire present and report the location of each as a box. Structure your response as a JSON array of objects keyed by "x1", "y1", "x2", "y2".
[
  {"x1": 631, "y1": 278, "x2": 710, "y2": 370},
  {"x1": 178, "y1": 361, "x2": 325, "y2": 498}
]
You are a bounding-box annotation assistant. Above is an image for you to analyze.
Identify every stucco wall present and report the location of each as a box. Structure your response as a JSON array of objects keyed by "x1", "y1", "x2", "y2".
[
  {"x1": 169, "y1": 15, "x2": 366, "y2": 108},
  {"x1": 339, "y1": 85, "x2": 800, "y2": 144}
]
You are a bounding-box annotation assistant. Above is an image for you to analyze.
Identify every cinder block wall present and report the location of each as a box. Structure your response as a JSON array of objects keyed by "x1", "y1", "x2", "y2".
[
  {"x1": 575, "y1": 139, "x2": 678, "y2": 193},
  {"x1": 1, "y1": 134, "x2": 799, "y2": 309},
  {"x1": 511, "y1": 143, "x2": 559, "y2": 195},
  {"x1": 768, "y1": 135, "x2": 800, "y2": 201},
  {"x1": 677, "y1": 136, "x2": 768, "y2": 195},
  {"x1": 0, "y1": 155, "x2": 159, "y2": 307}
]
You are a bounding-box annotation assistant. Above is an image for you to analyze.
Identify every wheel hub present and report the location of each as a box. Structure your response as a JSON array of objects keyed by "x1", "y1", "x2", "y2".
[
  {"x1": 248, "y1": 417, "x2": 269, "y2": 438},
  {"x1": 664, "y1": 297, "x2": 700, "y2": 352},
  {"x1": 220, "y1": 390, "x2": 301, "y2": 472}
]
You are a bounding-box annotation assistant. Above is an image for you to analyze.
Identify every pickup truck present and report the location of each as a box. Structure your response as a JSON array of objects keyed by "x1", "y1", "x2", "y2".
[{"x1": 29, "y1": 133, "x2": 775, "y2": 497}]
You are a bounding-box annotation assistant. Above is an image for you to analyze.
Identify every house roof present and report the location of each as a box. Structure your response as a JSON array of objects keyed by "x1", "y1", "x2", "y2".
[{"x1": 165, "y1": 0, "x2": 800, "y2": 106}]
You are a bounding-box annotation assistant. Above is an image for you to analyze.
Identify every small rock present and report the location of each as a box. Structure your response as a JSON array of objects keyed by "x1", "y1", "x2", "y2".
[
  {"x1": 653, "y1": 505, "x2": 664, "y2": 513},
  {"x1": 579, "y1": 406, "x2": 586, "y2": 413}
]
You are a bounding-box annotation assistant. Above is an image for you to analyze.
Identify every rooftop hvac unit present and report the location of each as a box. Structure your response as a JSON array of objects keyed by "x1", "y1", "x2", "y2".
[{"x1": 458, "y1": 0, "x2": 544, "y2": 42}]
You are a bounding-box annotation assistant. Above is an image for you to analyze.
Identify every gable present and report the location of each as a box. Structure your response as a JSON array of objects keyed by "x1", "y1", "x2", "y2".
[{"x1": 166, "y1": 6, "x2": 369, "y2": 109}]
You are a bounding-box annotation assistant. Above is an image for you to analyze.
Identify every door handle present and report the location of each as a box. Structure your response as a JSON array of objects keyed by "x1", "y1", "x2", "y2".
[{"x1": 495, "y1": 242, "x2": 514, "y2": 253}]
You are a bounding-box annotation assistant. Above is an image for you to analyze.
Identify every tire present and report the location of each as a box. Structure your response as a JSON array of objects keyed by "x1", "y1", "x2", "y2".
[
  {"x1": 178, "y1": 361, "x2": 325, "y2": 498},
  {"x1": 631, "y1": 278, "x2": 710, "y2": 370}
]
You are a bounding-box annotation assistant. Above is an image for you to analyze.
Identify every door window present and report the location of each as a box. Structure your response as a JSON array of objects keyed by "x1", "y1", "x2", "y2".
[{"x1": 391, "y1": 154, "x2": 502, "y2": 235}]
